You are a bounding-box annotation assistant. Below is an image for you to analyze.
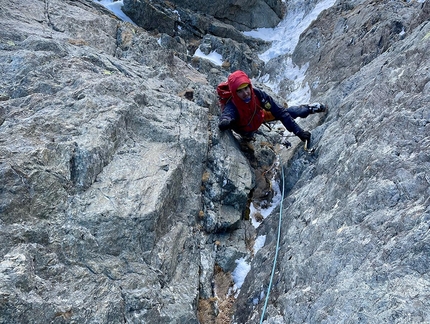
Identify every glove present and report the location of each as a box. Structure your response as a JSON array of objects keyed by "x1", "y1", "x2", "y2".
[
  {"x1": 218, "y1": 117, "x2": 233, "y2": 130},
  {"x1": 308, "y1": 103, "x2": 327, "y2": 114},
  {"x1": 296, "y1": 130, "x2": 311, "y2": 142}
]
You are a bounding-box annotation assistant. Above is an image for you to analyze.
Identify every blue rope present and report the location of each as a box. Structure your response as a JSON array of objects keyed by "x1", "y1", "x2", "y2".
[{"x1": 260, "y1": 166, "x2": 285, "y2": 324}]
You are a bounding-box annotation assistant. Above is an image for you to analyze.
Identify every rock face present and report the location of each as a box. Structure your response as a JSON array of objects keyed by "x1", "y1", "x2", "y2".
[
  {"x1": 123, "y1": 0, "x2": 283, "y2": 32},
  {"x1": 122, "y1": 0, "x2": 272, "y2": 78},
  {"x1": 0, "y1": 0, "x2": 429, "y2": 323},
  {"x1": 233, "y1": 1, "x2": 430, "y2": 323},
  {"x1": 0, "y1": 0, "x2": 213, "y2": 323}
]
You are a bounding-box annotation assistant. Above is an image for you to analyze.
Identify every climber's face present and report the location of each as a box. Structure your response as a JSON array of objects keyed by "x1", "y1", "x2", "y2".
[{"x1": 236, "y1": 85, "x2": 251, "y2": 103}]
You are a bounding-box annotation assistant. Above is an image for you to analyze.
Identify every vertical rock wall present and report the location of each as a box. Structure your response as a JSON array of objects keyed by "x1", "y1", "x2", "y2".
[
  {"x1": 1, "y1": 0, "x2": 429, "y2": 323},
  {"x1": 233, "y1": 1, "x2": 430, "y2": 323},
  {"x1": 0, "y1": 0, "x2": 214, "y2": 323}
]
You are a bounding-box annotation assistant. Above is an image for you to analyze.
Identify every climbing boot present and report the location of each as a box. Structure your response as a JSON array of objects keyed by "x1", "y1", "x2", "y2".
[
  {"x1": 240, "y1": 139, "x2": 255, "y2": 153},
  {"x1": 308, "y1": 103, "x2": 327, "y2": 114}
]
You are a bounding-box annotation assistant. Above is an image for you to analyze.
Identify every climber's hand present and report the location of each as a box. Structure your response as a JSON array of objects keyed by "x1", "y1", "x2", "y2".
[
  {"x1": 218, "y1": 117, "x2": 233, "y2": 130},
  {"x1": 296, "y1": 130, "x2": 311, "y2": 142}
]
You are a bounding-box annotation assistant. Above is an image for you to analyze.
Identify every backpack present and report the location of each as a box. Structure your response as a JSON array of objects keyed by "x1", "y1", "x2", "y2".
[{"x1": 216, "y1": 81, "x2": 231, "y2": 111}]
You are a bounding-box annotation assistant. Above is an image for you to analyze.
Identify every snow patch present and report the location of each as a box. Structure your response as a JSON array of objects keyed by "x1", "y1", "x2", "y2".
[
  {"x1": 253, "y1": 235, "x2": 266, "y2": 254},
  {"x1": 231, "y1": 257, "x2": 251, "y2": 295},
  {"x1": 193, "y1": 48, "x2": 223, "y2": 66},
  {"x1": 245, "y1": 0, "x2": 336, "y2": 104},
  {"x1": 93, "y1": 0, "x2": 135, "y2": 24},
  {"x1": 250, "y1": 178, "x2": 282, "y2": 228},
  {"x1": 244, "y1": 0, "x2": 337, "y2": 62}
]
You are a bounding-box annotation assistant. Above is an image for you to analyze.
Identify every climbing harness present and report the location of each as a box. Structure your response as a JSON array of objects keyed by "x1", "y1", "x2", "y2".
[{"x1": 260, "y1": 166, "x2": 285, "y2": 324}]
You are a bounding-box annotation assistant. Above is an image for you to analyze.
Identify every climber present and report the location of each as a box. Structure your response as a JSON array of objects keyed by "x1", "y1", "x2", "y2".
[{"x1": 218, "y1": 70, "x2": 326, "y2": 145}]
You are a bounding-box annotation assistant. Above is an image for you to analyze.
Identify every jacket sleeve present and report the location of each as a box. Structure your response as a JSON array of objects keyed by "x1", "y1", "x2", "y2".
[
  {"x1": 254, "y1": 88, "x2": 304, "y2": 135},
  {"x1": 219, "y1": 101, "x2": 239, "y2": 122},
  {"x1": 218, "y1": 101, "x2": 240, "y2": 130}
]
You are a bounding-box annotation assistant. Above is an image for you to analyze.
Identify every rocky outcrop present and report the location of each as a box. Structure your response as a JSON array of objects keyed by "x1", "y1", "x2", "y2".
[
  {"x1": 1, "y1": 0, "x2": 429, "y2": 323},
  {"x1": 122, "y1": 0, "x2": 272, "y2": 78},
  {"x1": 296, "y1": 0, "x2": 430, "y2": 95},
  {"x1": 123, "y1": 0, "x2": 283, "y2": 33}
]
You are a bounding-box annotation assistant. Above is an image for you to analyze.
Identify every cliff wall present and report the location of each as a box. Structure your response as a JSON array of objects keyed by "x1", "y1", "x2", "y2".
[{"x1": 0, "y1": 0, "x2": 429, "y2": 323}]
